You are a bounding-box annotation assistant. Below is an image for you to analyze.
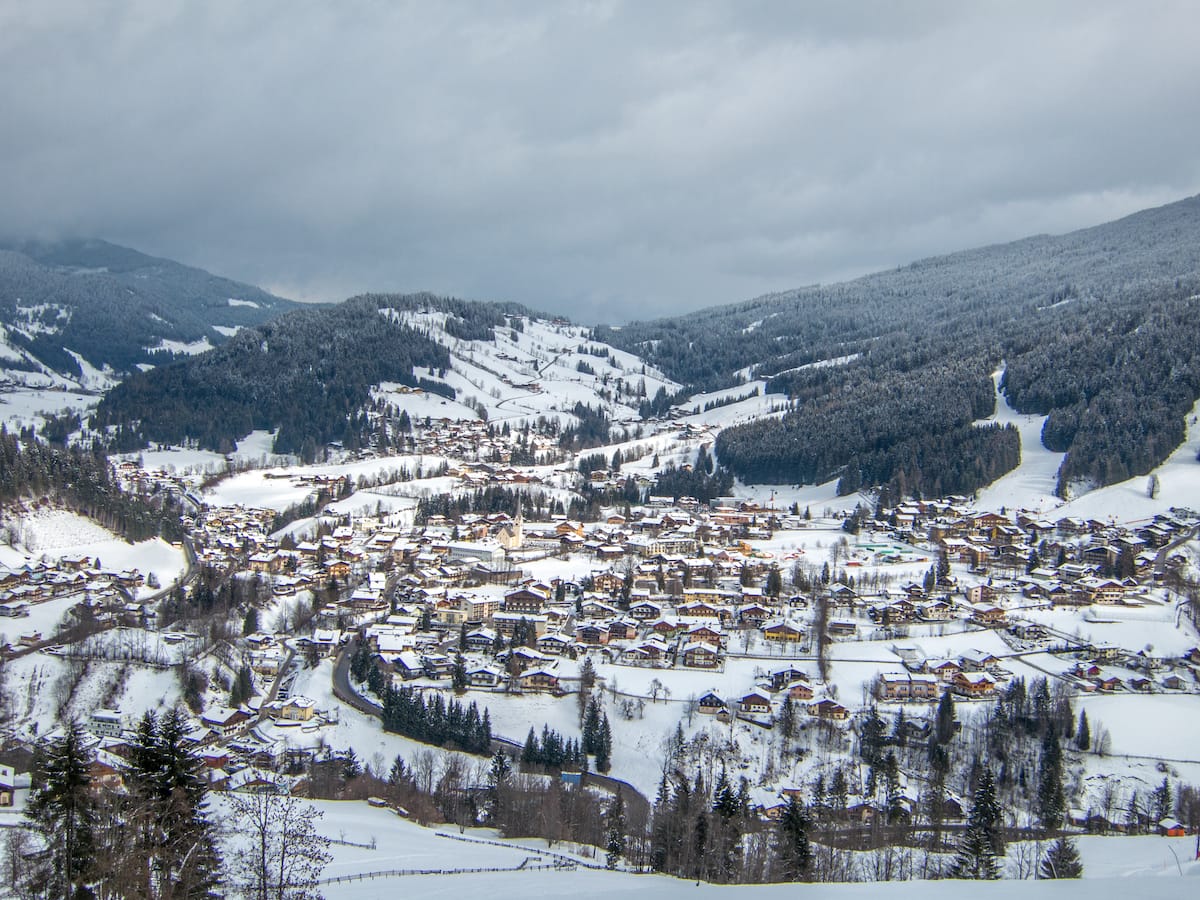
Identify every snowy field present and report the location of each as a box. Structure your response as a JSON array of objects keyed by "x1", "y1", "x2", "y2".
[
  {"x1": 0, "y1": 384, "x2": 99, "y2": 432},
  {"x1": 208, "y1": 795, "x2": 1200, "y2": 900}
]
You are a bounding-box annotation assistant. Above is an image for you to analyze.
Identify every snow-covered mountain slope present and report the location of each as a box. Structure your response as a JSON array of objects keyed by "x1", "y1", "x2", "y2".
[
  {"x1": 0, "y1": 238, "x2": 296, "y2": 390},
  {"x1": 376, "y1": 308, "x2": 679, "y2": 434}
]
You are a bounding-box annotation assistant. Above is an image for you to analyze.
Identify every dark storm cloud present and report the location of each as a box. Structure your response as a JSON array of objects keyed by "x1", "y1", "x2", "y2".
[{"x1": 2, "y1": 1, "x2": 1199, "y2": 323}]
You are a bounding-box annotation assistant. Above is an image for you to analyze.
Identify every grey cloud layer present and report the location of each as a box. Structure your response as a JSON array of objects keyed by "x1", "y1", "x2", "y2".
[{"x1": 2, "y1": 1, "x2": 1199, "y2": 323}]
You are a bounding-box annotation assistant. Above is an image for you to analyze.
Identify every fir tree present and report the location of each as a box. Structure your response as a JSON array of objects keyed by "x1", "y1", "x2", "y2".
[
  {"x1": 935, "y1": 689, "x2": 957, "y2": 745},
  {"x1": 1076, "y1": 709, "x2": 1091, "y2": 751},
  {"x1": 950, "y1": 764, "x2": 1003, "y2": 879},
  {"x1": 1039, "y1": 836, "x2": 1083, "y2": 879},
  {"x1": 1037, "y1": 727, "x2": 1066, "y2": 831},
  {"x1": 776, "y1": 794, "x2": 811, "y2": 881},
  {"x1": 605, "y1": 791, "x2": 627, "y2": 869},
  {"x1": 25, "y1": 720, "x2": 96, "y2": 897}
]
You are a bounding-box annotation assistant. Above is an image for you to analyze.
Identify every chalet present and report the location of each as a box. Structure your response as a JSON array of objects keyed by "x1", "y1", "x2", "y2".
[
  {"x1": 0, "y1": 600, "x2": 30, "y2": 618},
  {"x1": 88, "y1": 761, "x2": 125, "y2": 793},
  {"x1": 958, "y1": 650, "x2": 1001, "y2": 672},
  {"x1": 465, "y1": 627, "x2": 498, "y2": 652},
  {"x1": 1076, "y1": 577, "x2": 1126, "y2": 605},
  {"x1": 506, "y1": 646, "x2": 551, "y2": 672},
  {"x1": 677, "y1": 600, "x2": 723, "y2": 620},
  {"x1": 391, "y1": 651, "x2": 424, "y2": 680},
  {"x1": 493, "y1": 612, "x2": 548, "y2": 640},
  {"x1": 917, "y1": 599, "x2": 955, "y2": 621},
  {"x1": 738, "y1": 691, "x2": 772, "y2": 716},
  {"x1": 737, "y1": 604, "x2": 772, "y2": 628},
  {"x1": 575, "y1": 623, "x2": 609, "y2": 645},
  {"x1": 681, "y1": 642, "x2": 720, "y2": 669},
  {"x1": 684, "y1": 623, "x2": 723, "y2": 647},
  {"x1": 90, "y1": 709, "x2": 123, "y2": 738},
  {"x1": 519, "y1": 667, "x2": 562, "y2": 693},
  {"x1": 606, "y1": 619, "x2": 638, "y2": 641},
  {"x1": 276, "y1": 697, "x2": 316, "y2": 721},
  {"x1": 467, "y1": 665, "x2": 503, "y2": 688},
  {"x1": 649, "y1": 618, "x2": 682, "y2": 638},
  {"x1": 202, "y1": 707, "x2": 254, "y2": 739},
  {"x1": 1073, "y1": 661, "x2": 1102, "y2": 679},
  {"x1": 876, "y1": 672, "x2": 939, "y2": 702},
  {"x1": 808, "y1": 699, "x2": 850, "y2": 721},
  {"x1": 828, "y1": 620, "x2": 858, "y2": 638},
  {"x1": 1158, "y1": 818, "x2": 1187, "y2": 837},
  {"x1": 629, "y1": 599, "x2": 663, "y2": 620},
  {"x1": 927, "y1": 659, "x2": 962, "y2": 681},
  {"x1": 503, "y1": 586, "x2": 550, "y2": 615},
  {"x1": 951, "y1": 671, "x2": 996, "y2": 697},
  {"x1": 697, "y1": 691, "x2": 726, "y2": 714},
  {"x1": 1093, "y1": 674, "x2": 1123, "y2": 692},
  {"x1": 871, "y1": 599, "x2": 917, "y2": 625},
  {"x1": 579, "y1": 598, "x2": 621, "y2": 619},
  {"x1": 625, "y1": 638, "x2": 669, "y2": 663},
  {"x1": 422, "y1": 653, "x2": 455, "y2": 679},
  {"x1": 536, "y1": 632, "x2": 573, "y2": 656},
  {"x1": 769, "y1": 667, "x2": 808, "y2": 691},
  {"x1": 762, "y1": 620, "x2": 805, "y2": 642},
  {"x1": 784, "y1": 681, "x2": 815, "y2": 701},
  {"x1": 968, "y1": 603, "x2": 1007, "y2": 626}
]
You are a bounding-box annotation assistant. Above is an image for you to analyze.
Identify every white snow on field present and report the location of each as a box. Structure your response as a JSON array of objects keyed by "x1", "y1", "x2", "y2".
[
  {"x1": 974, "y1": 369, "x2": 1065, "y2": 513},
  {"x1": 376, "y1": 310, "x2": 679, "y2": 434},
  {"x1": 678, "y1": 382, "x2": 790, "y2": 429},
  {"x1": 149, "y1": 336, "x2": 214, "y2": 356},
  {"x1": 968, "y1": 382, "x2": 1200, "y2": 522},
  {"x1": 209, "y1": 793, "x2": 1200, "y2": 900},
  {"x1": 64, "y1": 349, "x2": 118, "y2": 391},
  {"x1": 1075, "y1": 693, "x2": 1200, "y2": 761},
  {"x1": 204, "y1": 454, "x2": 452, "y2": 514},
  {"x1": 1052, "y1": 397, "x2": 1200, "y2": 521},
  {"x1": 1017, "y1": 601, "x2": 1198, "y2": 658},
  {"x1": 212, "y1": 325, "x2": 241, "y2": 336},
  {"x1": 372, "y1": 382, "x2": 482, "y2": 421},
  {"x1": 227, "y1": 298, "x2": 260, "y2": 308},
  {"x1": 0, "y1": 385, "x2": 98, "y2": 431},
  {"x1": 0, "y1": 508, "x2": 186, "y2": 598},
  {"x1": 115, "y1": 445, "x2": 228, "y2": 476}
]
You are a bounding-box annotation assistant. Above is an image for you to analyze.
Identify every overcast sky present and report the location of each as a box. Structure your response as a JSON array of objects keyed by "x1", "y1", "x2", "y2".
[{"x1": 2, "y1": 2, "x2": 1199, "y2": 324}]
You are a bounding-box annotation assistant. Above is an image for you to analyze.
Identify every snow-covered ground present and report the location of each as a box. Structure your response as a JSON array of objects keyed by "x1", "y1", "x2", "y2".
[
  {"x1": 0, "y1": 384, "x2": 99, "y2": 432},
  {"x1": 209, "y1": 795, "x2": 1200, "y2": 900},
  {"x1": 974, "y1": 369, "x2": 1065, "y2": 514},
  {"x1": 0, "y1": 508, "x2": 186, "y2": 598}
]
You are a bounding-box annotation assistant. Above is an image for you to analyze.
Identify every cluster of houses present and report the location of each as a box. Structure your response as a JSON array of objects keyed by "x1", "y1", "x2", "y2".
[{"x1": 0, "y1": 557, "x2": 152, "y2": 651}]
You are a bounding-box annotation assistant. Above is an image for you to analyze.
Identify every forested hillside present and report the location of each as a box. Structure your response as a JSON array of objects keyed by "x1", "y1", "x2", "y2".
[
  {"x1": 92, "y1": 295, "x2": 457, "y2": 457},
  {"x1": 603, "y1": 195, "x2": 1200, "y2": 498},
  {"x1": 0, "y1": 238, "x2": 295, "y2": 376}
]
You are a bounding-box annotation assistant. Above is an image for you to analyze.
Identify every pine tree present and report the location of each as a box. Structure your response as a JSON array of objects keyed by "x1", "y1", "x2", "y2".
[
  {"x1": 25, "y1": 720, "x2": 96, "y2": 897},
  {"x1": 1037, "y1": 728, "x2": 1066, "y2": 831},
  {"x1": 778, "y1": 697, "x2": 796, "y2": 741},
  {"x1": 935, "y1": 689, "x2": 957, "y2": 745},
  {"x1": 1076, "y1": 709, "x2": 1090, "y2": 751},
  {"x1": 1039, "y1": 836, "x2": 1083, "y2": 878},
  {"x1": 452, "y1": 652, "x2": 468, "y2": 694},
  {"x1": 950, "y1": 764, "x2": 1003, "y2": 879},
  {"x1": 605, "y1": 791, "x2": 627, "y2": 869},
  {"x1": 1152, "y1": 777, "x2": 1173, "y2": 822},
  {"x1": 388, "y1": 755, "x2": 409, "y2": 786},
  {"x1": 596, "y1": 714, "x2": 613, "y2": 773},
  {"x1": 776, "y1": 794, "x2": 811, "y2": 881}
]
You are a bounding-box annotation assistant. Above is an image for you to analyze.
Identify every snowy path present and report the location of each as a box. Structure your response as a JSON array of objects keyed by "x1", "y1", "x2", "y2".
[{"x1": 973, "y1": 368, "x2": 1064, "y2": 513}]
